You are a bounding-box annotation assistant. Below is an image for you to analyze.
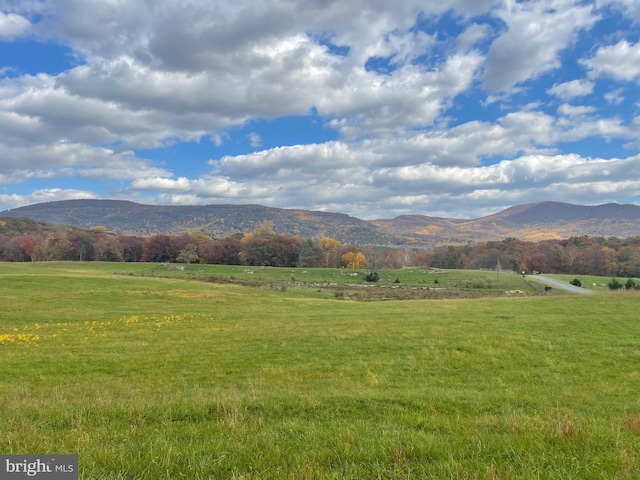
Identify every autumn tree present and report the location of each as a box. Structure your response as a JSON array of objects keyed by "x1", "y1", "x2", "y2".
[
  {"x1": 379, "y1": 250, "x2": 402, "y2": 269},
  {"x1": 68, "y1": 231, "x2": 95, "y2": 261},
  {"x1": 239, "y1": 230, "x2": 301, "y2": 267},
  {"x1": 19, "y1": 234, "x2": 36, "y2": 261},
  {"x1": 576, "y1": 245, "x2": 617, "y2": 276},
  {"x1": 519, "y1": 243, "x2": 549, "y2": 273},
  {"x1": 363, "y1": 249, "x2": 381, "y2": 281},
  {"x1": 341, "y1": 250, "x2": 366, "y2": 269},
  {"x1": 141, "y1": 235, "x2": 174, "y2": 262},
  {"x1": 400, "y1": 248, "x2": 413, "y2": 268},
  {"x1": 189, "y1": 230, "x2": 212, "y2": 242},
  {"x1": 546, "y1": 243, "x2": 570, "y2": 273},
  {"x1": 0, "y1": 235, "x2": 24, "y2": 261},
  {"x1": 563, "y1": 243, "x2": 580, "y2": 273},
  {"x1": 199, "y1": 237, "x2": 241, "y2": 264},
  {"x1": 121, "y1": 236, "x2": 144, "y2": 262},
  {"x1": 320, "y1": 237, "x2": 342, "y2": 267},
  {"x1": 176, "y1": 244, "x2": 199, "y2": 264},
  {"x1": 620, "y1": 246, "x2": 640, "y2": 277},
  {"x1": 93, "y1": 234, "x2": 124, "y2": 261},
  {"x1": 429, "y1": 246, "x2": 467, "y2": 269},
  {"x1": 469, "y1": 244, "x2": 501, "y2": 270},
  {"x1": 297, "y1": 238, "x2": 323, "y2": 267},
  {"x1": 40, "y1": 233, "x2": 74, "y2": 261},
  {"x1": 411, "y1": 250, "x2": 430, "y2": 266}
]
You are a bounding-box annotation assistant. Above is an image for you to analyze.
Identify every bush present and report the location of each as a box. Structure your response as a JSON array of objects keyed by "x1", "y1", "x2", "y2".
[
  {"x1": 364, "y1": 271, "x2": 380, "y2": 282},
  {"x1": 570, "y1": 278, "x2": 582, "y2": 287},
  {"x1": 625, "y1": 278, "x2": 636, "y2": 290},
  {"x1": 608, "y1": 278, "x2": 624, "y2": 290}
]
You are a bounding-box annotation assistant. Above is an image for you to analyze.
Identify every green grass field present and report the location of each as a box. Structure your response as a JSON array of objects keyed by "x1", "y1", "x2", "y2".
[{"x1": 1, "y1": 262, "x2": 639, "y2": 479}]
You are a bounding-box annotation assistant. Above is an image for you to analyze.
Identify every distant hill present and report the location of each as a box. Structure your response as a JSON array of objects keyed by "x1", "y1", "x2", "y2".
[
  {"x1": 0, "y1": 216, "x2": 87, "y2": 236},
  {"x1": 0, "y1": 200, "x2": 402, "y2": 246},
  {"x1": 373, "y1": 201, "x2": 640, "y2": 245},
  {"x1": 2, "y1": 200, "x2": 640, "y2": 247}
]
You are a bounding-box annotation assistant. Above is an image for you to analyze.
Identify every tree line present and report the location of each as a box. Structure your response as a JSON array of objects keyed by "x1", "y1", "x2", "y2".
[
  {"x1": 429, "y1": 236, "x2": 640, "y2": 277},
  {"x1": 2, "y1": 218, "x2": 640, "y2": 277},
  {"x1": 0, "y1": 220, "x2": 424, "y2": 269}
]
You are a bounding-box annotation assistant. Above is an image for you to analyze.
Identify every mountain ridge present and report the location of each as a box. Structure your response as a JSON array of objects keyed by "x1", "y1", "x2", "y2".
[{"x1": 2, "y1": 199, "x2": 640, "y2": 247}]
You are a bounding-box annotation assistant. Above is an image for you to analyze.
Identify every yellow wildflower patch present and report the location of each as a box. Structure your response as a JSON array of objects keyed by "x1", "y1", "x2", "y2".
[
  {"x1": 0, "y1": 333, "x2": 40, "y2": 346},
  {"x1": 83, "y1": 314, "x2": 213, "y2": 335}
]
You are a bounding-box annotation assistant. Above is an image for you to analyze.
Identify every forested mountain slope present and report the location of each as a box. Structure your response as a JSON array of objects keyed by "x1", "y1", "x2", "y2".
[{"x1": 2, "y1": 200, "x2": 640, "y2": 247}]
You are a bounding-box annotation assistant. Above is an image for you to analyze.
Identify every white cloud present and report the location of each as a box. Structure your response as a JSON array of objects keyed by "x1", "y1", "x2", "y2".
[
  {"x1": 320, "y1": 51, "x2": 485, "y2": 138},
  {"x1": 129, "y1": 176, "x2": 277, "y2": 202},
  {"x1": 0, "y1": 189, "x2": 96, "y2": 210},
  {"x1": 185, "y1": 105, "x2": 640, "y2": 217},
  {"x1": 547, "y1": 79, "x2": 595, "y2": 99},
  {"x1": 211, "y1": 133, "x2": 229, "y2": 146},
  {"x1": 596, "y1": 0, "x2": 640, "y2": 20},
  {"x1": 1, "y1": 0, "x2": 640, "y2": 219},
  {"x1": 582, "y1": 40, "x2": 640, "y2": 82},
  {"x1": 0, "y1": 141, "x2": 171, "y2": 184},
  {"x1": 248, "y1": 132, "x2": 262, "y2": 148},
  {"x1": 604, "y1": 88, "x2": 624, "y2": 105},
  {"x1": 557, "y1": 104, "x2": 597, "y2": 117},
  {"x1": 1, "y1": 1, "x2": 488, "y2": 144},
  {"x1": 126, "y1": 152, "x2": 640, "y2": 219},
  {"x1": 483, "y1": 0, "x2": 598, "y2": 92},
  {"x1": 211, "y1": 142, "x2": 364, "y2": 177},
  {"x1": 0, "y1": 11, "x2": 30, "y2": 40},
  {"x1": 456, "y1": 23, "x2": 491, "y2": 51}
]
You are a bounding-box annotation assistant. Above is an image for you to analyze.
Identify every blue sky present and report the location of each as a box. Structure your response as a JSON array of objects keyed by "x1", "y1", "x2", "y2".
[{"x1": 1, "y1": 0, "x2": 640, "y2": 220}]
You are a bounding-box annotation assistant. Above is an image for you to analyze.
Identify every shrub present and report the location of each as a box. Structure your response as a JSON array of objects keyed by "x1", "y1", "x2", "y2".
[
  {"x1": 570, "y1": 278, "x2": 582, "y2": 287},
  {"x1": 364, "y1": 271, "x2": 380, "y2": 282},
  {"x1": 608, "y1": 278, "x2": 624, "y2": 290},
  {"x1": 625, "y1": 279, "x2": 636, "y2": 290}
]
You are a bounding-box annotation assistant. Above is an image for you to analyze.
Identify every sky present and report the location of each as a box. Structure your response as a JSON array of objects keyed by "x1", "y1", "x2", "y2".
[{"x1": 1, "y1": 0, "x2": 640, "y2": 220}]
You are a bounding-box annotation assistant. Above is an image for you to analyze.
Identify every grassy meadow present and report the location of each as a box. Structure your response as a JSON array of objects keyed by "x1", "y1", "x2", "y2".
[{"x1": 1, "y1": 262, "x2": 639, "y2": 479}]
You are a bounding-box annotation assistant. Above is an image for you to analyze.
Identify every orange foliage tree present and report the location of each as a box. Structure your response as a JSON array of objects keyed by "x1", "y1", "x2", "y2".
[{"x1": 341, "y1": 251, "x2": 366, "y2": 269}]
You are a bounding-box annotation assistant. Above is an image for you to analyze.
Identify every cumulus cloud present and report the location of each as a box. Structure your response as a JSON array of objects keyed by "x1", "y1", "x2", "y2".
[
  {"x1": 0, "y1": 189, "x2": 97, "y2": 210},
  {"x1": 456, "y1": 23, "x2": 491, "y2": 51},
  {"x1": 581, "y1": 40, "x2": 640, "y2": 82},
  {"x1": 0, "y1": 140, "x2": 171, "y2": 184},
  {"x1": 322, "y1": 51, "x2": 485, "y2": 139},
  {"x1": 547, "y1": 80, "x2": 595, "y2": 99},
  {"x1": 557, "y1": 104, "x2": 597, "y2": 117},
  {"x1": 1, "y1": 0, "x2": 639, "y2": 218},
  {"x1": 0, "y1": 11, "x2": 30, "y2": 40},
  {"x1": 482, "y1": 0, "x2": 598, "y2": 92},
  {"x1": 127, "y1": 151, "x2": 640, "y2": 219},
  {"x1": 596, "y1": 0, "x2": 640, "y2": 20}
]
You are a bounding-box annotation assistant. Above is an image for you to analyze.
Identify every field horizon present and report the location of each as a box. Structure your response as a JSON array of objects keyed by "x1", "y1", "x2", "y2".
[{"x1": 1, "y1": 262, "x2": 639, "y2": 479}]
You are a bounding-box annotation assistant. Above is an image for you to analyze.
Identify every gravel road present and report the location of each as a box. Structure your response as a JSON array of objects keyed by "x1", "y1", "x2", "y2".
[{"x1": 531, "y1": 275, "x2": 597, "y2": 294}]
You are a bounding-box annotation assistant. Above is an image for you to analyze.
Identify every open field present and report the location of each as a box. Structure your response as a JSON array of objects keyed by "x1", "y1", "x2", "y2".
[
  {"x1": 1, "y1": 262, "x2": 639, "y2": 479},
  {"x1": 117, "y1": 263, "x2": 563, "y2": 300}
]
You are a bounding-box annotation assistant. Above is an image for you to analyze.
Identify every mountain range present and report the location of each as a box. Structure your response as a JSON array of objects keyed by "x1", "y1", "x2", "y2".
[{"x1": 2, "y1": 200, "x2": 640, "y2": 248}]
